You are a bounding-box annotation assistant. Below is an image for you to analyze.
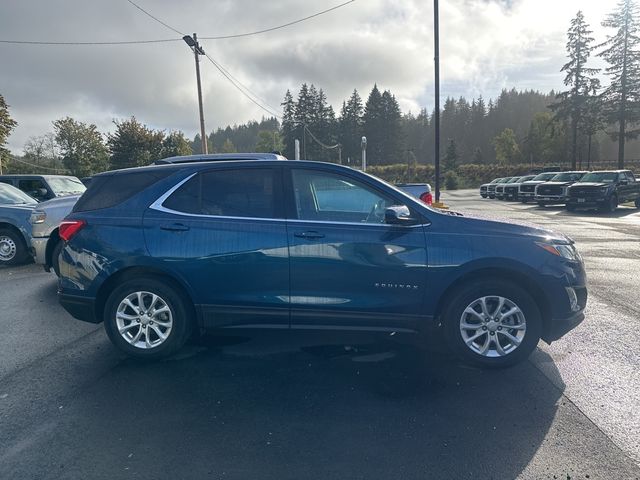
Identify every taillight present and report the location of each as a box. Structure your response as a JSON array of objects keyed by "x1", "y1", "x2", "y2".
[
  {"x1": 59, "y1": 220, "x2": 86, "y2": 242},
  {"x1": 420, "y1": 192, "x2": 433, "y2": 205}
]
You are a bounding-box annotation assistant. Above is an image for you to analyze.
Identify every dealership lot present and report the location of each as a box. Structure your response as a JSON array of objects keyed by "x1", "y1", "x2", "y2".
[{"x1": 1, "y1": 190, "x2": 639, "y2": 479}]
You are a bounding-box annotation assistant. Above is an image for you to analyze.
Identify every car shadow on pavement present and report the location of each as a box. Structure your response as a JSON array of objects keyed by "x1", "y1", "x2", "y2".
[{"x1": 2, "y1": 331, "x2": 568, "y2": 480}]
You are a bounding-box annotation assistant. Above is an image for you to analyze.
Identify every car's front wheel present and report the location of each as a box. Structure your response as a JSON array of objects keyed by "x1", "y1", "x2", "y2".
[
  {"x1": 635, "y1": 198, "x2": 640, "y2": 209},
  {"x1": 443, "y1": 280, "x2": 542, "y2": 368},
  {"x1": 103, "y1": 277, "x2": 193, "y2": 359},
  {"x1": 0, "y1": 228, "x2": 28, "y2": 266}
]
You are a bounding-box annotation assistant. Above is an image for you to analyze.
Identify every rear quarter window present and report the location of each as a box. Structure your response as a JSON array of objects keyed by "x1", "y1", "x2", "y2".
[{"x1": 73, "y1": 170, "x2": 174, "y2": 212}]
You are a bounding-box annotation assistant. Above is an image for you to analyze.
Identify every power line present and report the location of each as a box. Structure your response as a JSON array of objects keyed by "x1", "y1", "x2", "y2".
[
  {"x1": 304, "y1": 125, "x2": 340, "y2": 149},
  {"x1": 126, "y1": 0, "x2": 185, "y2": 36},
  {"x1": 200, "y1": 1, "x2": 356, "y2": 40},
  {"x1": 203, "y1": 53, "x2": 282, "y2": 119},
  {"x1": 0, "y1": 0, "x2": 356, "y2": 46}
]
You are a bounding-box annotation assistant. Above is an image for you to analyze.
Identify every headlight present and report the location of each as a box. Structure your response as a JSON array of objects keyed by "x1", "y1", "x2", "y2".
[
  {"x1": 30, "y1": 210, "x2": 46, "y2": 224},
  {"x1": 536, "y1": 242, "x2": 582, "y2": 262}
]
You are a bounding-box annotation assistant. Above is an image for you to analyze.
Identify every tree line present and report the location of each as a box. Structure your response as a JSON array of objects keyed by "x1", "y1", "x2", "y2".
[{"x1": 1, "y1": 1, "x2": 639, "y2": 176}]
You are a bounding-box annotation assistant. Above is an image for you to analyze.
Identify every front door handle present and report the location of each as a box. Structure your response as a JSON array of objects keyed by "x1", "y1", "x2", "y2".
[
  {"x1": 294, "y1": 231, "x2": 325, "y2": 239},
  {"x1": 160, "y1": 223, "x2": 190, "y2": 232}
]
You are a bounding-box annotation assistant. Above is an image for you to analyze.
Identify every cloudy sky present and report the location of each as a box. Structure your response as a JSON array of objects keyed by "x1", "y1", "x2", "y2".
[{"x1": 0, "y1": 0, "x2": 615, "y2": 153}]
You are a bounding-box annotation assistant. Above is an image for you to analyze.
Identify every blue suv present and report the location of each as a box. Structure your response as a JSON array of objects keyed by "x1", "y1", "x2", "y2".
[{"x1": 58, "y1": 160, "x2": 587, "y2": 367}]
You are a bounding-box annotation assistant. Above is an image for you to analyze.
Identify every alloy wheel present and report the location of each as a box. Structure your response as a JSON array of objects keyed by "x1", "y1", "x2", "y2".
[
  {"x1": 115, "y1": 291, "x2": 173, "y2": 349},
  {"x1": 459, "y1": 295, "x2": 526, "y2": 357}
]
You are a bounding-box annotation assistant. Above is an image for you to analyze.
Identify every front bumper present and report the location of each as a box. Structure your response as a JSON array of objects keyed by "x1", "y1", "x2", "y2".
[
  {"x1": 30, "y1": 236, "x2": 49, "y2": 266},
  {"x1": 58, "y1": 291, "x2": 100, "y2": 324},
  {"x1": 535, "y1": 195, "x2": 567, "y2": 203},
  {"x1": 519, "y1": 192, "x2": 535, "y2": 200},
  {"x1": 567, "y1": 197, "x2": 606, "y2": 208},
  {"x1": 543, "y1": 309, "x2": 585, "y2": 343}
]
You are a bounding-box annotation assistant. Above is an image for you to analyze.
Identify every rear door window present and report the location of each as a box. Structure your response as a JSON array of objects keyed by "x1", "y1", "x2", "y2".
[{"x1": 163, "y1": 168, "x2": 278, "y2": 219}]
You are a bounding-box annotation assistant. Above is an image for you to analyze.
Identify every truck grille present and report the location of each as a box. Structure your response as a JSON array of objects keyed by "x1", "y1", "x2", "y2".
[
  {"x1": 569, "y1": 187, "x2": 600, "y2": 198},
  {"x1": 537, "y1": 185, "x2": 563, "y2": 196},
  {"x1": 520, "y1": 184, "x2": 535, "y2": 193}
]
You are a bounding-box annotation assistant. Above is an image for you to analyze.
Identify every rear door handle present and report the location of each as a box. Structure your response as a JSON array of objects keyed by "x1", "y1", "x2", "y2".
[
  {"x1": 160, "y1": 223, "x2": 190, "y2": 232},
  {"x1": 294, "y1": 231, "x2": 325, "y2": 239}
]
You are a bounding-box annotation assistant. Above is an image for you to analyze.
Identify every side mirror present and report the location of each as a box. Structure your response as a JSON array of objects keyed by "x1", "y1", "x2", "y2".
[{"x1": 384, "y1": 205, "x2": 416, "y2": 225}]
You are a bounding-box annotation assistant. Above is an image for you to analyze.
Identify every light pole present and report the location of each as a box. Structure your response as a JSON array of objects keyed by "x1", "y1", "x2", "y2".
[
  {"x1": 183, "y1": 33, "x2": 208, "y2": 154},
  {"x1": 433, "y1": 0, "x2": 441, "y2": 206},
  {"x1": 361, "y1": 136, "x2": 367, "y2": 172}
]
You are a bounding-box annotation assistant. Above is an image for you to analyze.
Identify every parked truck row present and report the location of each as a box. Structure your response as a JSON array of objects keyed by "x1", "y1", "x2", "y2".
[{"x1": 480, "y1": 170, "x2": 640, "y2": 213}]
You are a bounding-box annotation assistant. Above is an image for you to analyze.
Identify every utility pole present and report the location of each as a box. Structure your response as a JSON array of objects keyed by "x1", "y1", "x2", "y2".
[
  {"x1": 433, "y1": 0, "x2": 442, "y2": 206},
  {"x1": 183, "y1": 33, "x2": 208, "y2": 154}
]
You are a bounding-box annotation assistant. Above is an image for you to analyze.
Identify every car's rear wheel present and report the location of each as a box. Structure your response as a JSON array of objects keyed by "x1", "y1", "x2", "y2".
[
  {"x1": 443, "y1": 280, "x2": 541, "y2": 368},
  {"x1": 51, "y1": 240, "x2": 64, "y2": 277},
  {"x1": 103, "y1": 277, "x2": 193, "y2": 359},
  {"x1": 0, "y1": 228, "x2": 28, "y2": 266}
]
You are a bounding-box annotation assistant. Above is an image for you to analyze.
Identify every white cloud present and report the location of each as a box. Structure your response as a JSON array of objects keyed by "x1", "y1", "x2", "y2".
[{"x1": 0, "y1": 0, "x2": 615, "y2": 151}]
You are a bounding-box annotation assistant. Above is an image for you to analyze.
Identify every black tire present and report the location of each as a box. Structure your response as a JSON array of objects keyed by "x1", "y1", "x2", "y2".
[
  {"x1": 520, "y1": 199, "x2": 528, "y2": 204},
  {"x1": 480, "y1": 194, "x2": 487, "y2": 199},
  {"x1": 442, "y1": 279, "x2": 542, "y2": 368},
  {"x1": 600, "y1": 195, "x2": 617, "y2": 213},
  {"x1": 635, "y1": 198, "x2": 640, "y2": 209},
  {"x1": 51, "y1": 240, "x2": 64, "y2": 277},
  {"x1": 537, "y1": 201, "x2": 546, "y2": 207},
  {"x1": 0, "y1": 228, "x2": 28, "y2": 266},
  {"x1": 566, "y1": 204, "x2": 577, "y2": 212},
  {"x1": 103, "y1": 277, "x2": 193, "y2": 360}
]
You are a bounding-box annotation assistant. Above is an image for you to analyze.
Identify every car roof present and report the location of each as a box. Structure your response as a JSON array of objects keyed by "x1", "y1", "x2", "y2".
[
  {"x1": 92, "y1": 159, "x2": 354, "y2": 179},
  {"x1": 154, "y1": 153, "x2": 288, "y2": 165}
]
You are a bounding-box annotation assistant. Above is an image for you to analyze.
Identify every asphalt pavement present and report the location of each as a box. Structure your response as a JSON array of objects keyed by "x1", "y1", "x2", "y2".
[{"x1": 0, "y1": 191, "x2": 639, "y2": 480}]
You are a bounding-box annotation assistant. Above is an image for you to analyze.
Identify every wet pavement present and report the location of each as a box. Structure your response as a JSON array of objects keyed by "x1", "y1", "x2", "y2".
[{"x1": 0, "y1": 191, "x2": 639, "y2": 479}]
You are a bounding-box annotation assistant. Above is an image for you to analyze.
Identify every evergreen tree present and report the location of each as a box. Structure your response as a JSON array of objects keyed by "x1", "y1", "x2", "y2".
[
  {"x1": 162, "y1": 131, "x2": 192, "y2": 158},
  {"x1": 0, "y1": 94, "x2": 18, "y2": 174},
  {"x1": 443, "y1": 139, "x2": 459, "y2": 171},
  {"x1": 599, "y1": 0, "x2": 640, "y2": 168},
  {"x1": 221, "y1": 138, "x2": 236, "y2": 153},
  {"x1": 363, "y1": 84, "x2": 384, "y2": 165},
  {"x1": 256, "y1": 130, "x2": 284, "y2": 153},
  {"x1": 108, "y1": 117, "x2": 164, "y2": 169},
  {"x1": 493, "y1": 128, "x2": 521, "y2": 164},
  {"x1": 53, "y1": 117, "x2": 109, "y2": 177},
  {"x1": 551, "y1": 11, "x2": 600, "y2": 169},
  {"x1": 281, "y1": 90, "x2": 296, "y2": 158},
  {"x1": 379, "y1": 90, "x2": 403, "y2": 163},
  {"x1": 339, "y1": 89, "x2": 364, "y2": 164}
]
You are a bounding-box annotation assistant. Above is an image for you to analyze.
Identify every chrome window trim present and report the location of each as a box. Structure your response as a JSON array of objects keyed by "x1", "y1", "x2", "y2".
[{"x1": 149, "y1": 171, "x2": 429, "y2": 227}]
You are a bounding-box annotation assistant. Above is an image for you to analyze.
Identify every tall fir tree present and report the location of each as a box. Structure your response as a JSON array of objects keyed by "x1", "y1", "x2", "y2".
[
  {"x1": 281, "y1": 90, "x2": 296, "y2": 158},
  {"x1": 599, "y1": 0, "x2": 640, "y2": 168},
  {"x1": 551, "y1": 11, "x2": 600, "y2": 169},
  {"x1": 0, "y1": 94, "x2": 18, "y2": 174},
  {"x1": 363, "y1": 84, "x2": 384, "y2": 165}
]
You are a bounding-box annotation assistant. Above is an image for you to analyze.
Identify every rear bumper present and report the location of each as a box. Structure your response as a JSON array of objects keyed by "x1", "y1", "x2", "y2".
[{"x1": 58, "y1": 291, "x2": 100, "y2": 324}]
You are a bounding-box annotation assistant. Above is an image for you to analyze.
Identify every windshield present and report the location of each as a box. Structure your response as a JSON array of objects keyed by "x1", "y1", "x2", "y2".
[
  {"x1": 0, "y1": 183, "x2": 37, "y2": 205},
  {"x1": 552, "y1": 172, "x2": 585, "y2": 182},
  {"x1": 47, "y1": 177, "x2": 86, "y2": 196},
  {"x1": 489, "y1": 178, "x2": 501, "y2": 184},
  {"x1": 531, "y1": 173, "x2": 558, "y2": 181},
  {"x1": 507, "y1": 177, "x2": 521, "y2": 183},
  {"x1": 580, "y1": 172, "x2": 619, "y2": 183}
]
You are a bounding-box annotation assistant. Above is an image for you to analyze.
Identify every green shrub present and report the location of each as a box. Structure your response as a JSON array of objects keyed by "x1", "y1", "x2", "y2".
[{"x1": 444, "y1": 171, "x2": 460, "y2": 190}]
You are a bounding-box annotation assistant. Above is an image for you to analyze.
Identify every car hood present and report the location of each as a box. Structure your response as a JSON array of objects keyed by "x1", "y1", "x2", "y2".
[
  {"x1": 520, "y1": 180, "x2": 547, "y2": 185},
  {"x1": 569, "y1": 182, "x2": 609, "y2": 188},
  {"x1": 34, "y1": 194, "x2": 81, "y2": 210},
  {"x1": 0, "y1": 203, "x2": 37, "y2": 212},
  {"x1": 437, "y1": 210, "x2": 568, "y2": 243},
  {"x1": 540, "y1": 181, "x2": 572, "y2": 187}
]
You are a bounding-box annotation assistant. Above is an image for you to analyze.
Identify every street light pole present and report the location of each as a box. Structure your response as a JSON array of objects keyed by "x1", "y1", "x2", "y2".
[
  {"x1": 183, "y1": 33, "x2": 208, "y2": 154},
  {"x1": 433, "y1": 0, "x2": 441, "y2": 205}
]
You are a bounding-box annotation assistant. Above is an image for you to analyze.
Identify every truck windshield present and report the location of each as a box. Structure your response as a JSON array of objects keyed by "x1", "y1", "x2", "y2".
[
  {"x1": 0, "y1": 183, "x2": 37, "y2": 205},
  {"x1": 579, "y1": 172, "x2": 618, "y2": 183},
  {"x1": 552, "y1": 172, "x2": 585, "y2": 182},
  {"x1": 47, "y1": 177, "x2": 86, "y2": 196},
  {"x1": 531, "y1": 173, "x2": 557, "y2": 181}
]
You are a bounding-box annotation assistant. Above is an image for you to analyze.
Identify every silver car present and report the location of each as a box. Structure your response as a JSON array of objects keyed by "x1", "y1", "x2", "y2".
[{"x1": 30, "y1": 194, "x2": 80, "y2": 275}]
